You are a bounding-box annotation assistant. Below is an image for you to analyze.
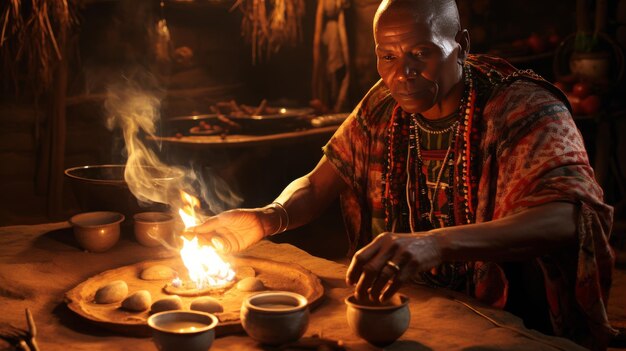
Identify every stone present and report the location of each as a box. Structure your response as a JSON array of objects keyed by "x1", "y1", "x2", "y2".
[
  {"x1": 94, "y1": 280, "x2": 128, "y2": 304},
  {"x1": 190, "y1": 296, "x2": 224, "y2": 313},
  {"x1": 121, "y1": 290, "x2": 152, "y2": 312},
  {"x1": 236, "y1": 277, "x2": 264, "y2": 292},
  {"x1": 150, "y1": 296, "x2": 183, "y2": 314},
  {"x1": 140, "y1": 265, "x2": 177, "y2": 281}
]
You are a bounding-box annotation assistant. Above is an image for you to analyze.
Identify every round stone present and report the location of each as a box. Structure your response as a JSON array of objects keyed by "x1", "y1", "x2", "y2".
[
  {"x1": 236, "y1": 277, "x2": 265, "y2": 292},
  {"x1": 140, "y1": 265, "x2": 177, "y2": 281},
  {"x1": 150, "y1": 296, "x2": 183, "y2": 314},
  {"x1": 190, "y1": 296, "x2": 224, "y2": 314},
  {"x1": 95, "y1": 280, "x2": 128, "y2": 304},
  {"x1": 121, "y1": 290, "x2": 152, "y2": 312}
]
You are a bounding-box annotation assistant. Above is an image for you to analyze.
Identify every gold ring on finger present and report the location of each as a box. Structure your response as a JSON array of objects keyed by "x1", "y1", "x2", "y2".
[{"x1": 385, "y1": 260, "x2": 401, "y2": 273}]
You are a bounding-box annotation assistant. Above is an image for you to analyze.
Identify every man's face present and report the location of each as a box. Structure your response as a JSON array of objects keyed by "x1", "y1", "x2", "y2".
[{"x1": 374, "y1": 5, "x2": 462, "y2": 114}]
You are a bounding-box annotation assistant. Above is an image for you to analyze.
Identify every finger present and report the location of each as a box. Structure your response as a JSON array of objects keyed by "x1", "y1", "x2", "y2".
[
  {"x1": 380, "y1": 277, "x2": 403, "y2": 303},
  {"x1": 354, "y1": 272, "x2": 373, "y2": 301},
  {"x1": 368, "y1": 255, "x2": 404, "y2": 302},
  {"x1": 188, "y1": 216, "x2": 221, "y2": 233},
  {"x1": 346, "y1": 243, "x2": 381, "y2": 286},
  {"x1": 353, "y1": 250, "x2": 391, "y2": 300},
  {"x1": 367, "y1": 264, "x2": 396, "y2": 302},
  {"x1": 381, "y1": 262, "x2": 415, "y2": 302},
  {"x1": 186, "y1": 219, "x2": 240, "y2": 254}
]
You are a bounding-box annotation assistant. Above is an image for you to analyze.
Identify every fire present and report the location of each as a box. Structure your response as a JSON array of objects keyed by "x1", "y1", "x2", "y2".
[
  {"x1": 180, "y1": 236, "x2": 235, "y2": 289},
  {"x1": 177, "y1": 191, "x2": 235, "y2": 289},
  {"x1": 178, "y1": 191, "x2": 201, "y2": 228}
]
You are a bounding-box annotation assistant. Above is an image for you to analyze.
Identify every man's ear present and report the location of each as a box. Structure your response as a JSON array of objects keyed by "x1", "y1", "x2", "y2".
[{"x1": 455, "y1": 29, "x2": 470, "y2": 62}]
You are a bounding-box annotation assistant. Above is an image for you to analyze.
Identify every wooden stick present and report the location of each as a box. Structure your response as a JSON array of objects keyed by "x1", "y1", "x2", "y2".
[
  {"x1": 25, "y1": 309, "x2": 39, "y2": 351},
  {"x1": 1, "y1": 8, "x2": 10, "y2": 47},
  {"x1": 252, "y1": 0, "x2": 258, "y2": 64},
  {"x1": 595, "y1": 0, "x2": 607, "y2": 35},
  {"x1": 334, "y1": 7, "x2": 350, "y2": 112},
  {"x1": 47, "y1": 17, "x2": 67, "y2": 218},
  {"x1": 253, "y1": 99, "x2": 267, "y2": 115},
  {"x1": 43, "y1": 8, "x2": 62, "y2": 60},
  {"x1": 576, "y1": 0, "x2": 590, "y2": 33},
  {"x1": 25, "y1": 309, "x2": 36, "y2": 337},
  {"x1": 311, "y1": 0, "x2": 324, "y2": 100}
]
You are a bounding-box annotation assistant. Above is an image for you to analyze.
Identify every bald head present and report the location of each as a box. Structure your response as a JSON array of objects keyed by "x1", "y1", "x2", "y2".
[
  {"x1": 374, "y1": 0, "x2": 461, "y2": 41},
  {"x1": 372, "y1": 0, "x2": 469, "y2": 116}
]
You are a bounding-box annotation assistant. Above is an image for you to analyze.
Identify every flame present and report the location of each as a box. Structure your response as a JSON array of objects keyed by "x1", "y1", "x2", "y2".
[
  {"x1": 177, "y1": 191, "x2": 235, "y2": 289},
  {"x1": 180, "y1": 236, "x2": 235, "y2": 289},
  {"x1": 178, "y1": 190, "x2": 201, "y2": 228}
]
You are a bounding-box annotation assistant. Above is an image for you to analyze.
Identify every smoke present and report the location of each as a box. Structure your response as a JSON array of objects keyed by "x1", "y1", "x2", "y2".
[{"x1": 104, "y1": 73, "x2": 242, "y2": 217}]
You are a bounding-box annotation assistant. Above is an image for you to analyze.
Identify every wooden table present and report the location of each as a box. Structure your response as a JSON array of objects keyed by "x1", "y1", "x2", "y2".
[{"x1": 0, "y1": 222, "x2": 585, "y2": 350}]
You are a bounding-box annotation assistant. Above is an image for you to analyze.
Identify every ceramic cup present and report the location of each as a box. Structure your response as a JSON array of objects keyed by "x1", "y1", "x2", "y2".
[
  {"x1": 148, "y1": 310, "x2": 218, "y2": 351},
  {"x1": 345, "y1": 294, "x2": 410, "y2": 347},
  {"x1": 241, "y1": 291, "x2": 309, "y2": 345},
  {"x1": 69, "y1": 211, "x2": 124, "y2": 252},
  {"x1": 133, "y1": 212, "x2": 174, "y2": 247}
]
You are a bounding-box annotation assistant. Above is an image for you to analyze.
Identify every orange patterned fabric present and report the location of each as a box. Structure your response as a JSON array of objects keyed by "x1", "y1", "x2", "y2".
[{"x1": 324, "y1": 54, "x2": 615, "y2": 350}]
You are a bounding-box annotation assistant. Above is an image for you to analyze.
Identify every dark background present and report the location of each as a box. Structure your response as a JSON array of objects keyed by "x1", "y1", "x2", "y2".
[{"x1": 0, "y1": 0, "x2": 625, "y2": 260}]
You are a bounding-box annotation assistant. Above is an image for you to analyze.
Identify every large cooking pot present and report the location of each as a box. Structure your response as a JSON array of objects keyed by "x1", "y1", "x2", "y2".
[{"x1": 64, "y1": 165, "x2": 183, "y2": 218}]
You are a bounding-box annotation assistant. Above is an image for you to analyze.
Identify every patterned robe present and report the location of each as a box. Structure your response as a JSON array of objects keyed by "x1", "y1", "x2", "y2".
[{"x1": 323, "y1": 54, "x2": 615, "y2": 350}]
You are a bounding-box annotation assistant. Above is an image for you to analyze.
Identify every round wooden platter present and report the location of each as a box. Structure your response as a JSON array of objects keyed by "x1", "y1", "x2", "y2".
[{"x1": 65, "y1": 255, "x2": 324, "y2": 337}]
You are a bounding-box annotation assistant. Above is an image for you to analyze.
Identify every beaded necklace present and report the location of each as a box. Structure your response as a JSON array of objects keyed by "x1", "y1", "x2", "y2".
[
  {"x1": 412, "y1": 117, "x2": 460, "y2": 230},
  {"x1": 382, "y1": 63, "x2": 476, "y2": 233}
]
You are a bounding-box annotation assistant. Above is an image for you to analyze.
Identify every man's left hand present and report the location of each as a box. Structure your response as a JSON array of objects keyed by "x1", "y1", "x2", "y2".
[{"x1": 346, "y1": 232, "x2": 442, "y2": 303}]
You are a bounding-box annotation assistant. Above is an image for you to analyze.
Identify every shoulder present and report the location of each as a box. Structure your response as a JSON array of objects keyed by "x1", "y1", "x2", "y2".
[
  {"x1": 467, "y1": 54, "x2": 570, "y2": 128},
  {"x1": 353, "y1": 79, "x2": 396, "y2": 131},
  {"x1": 483, "y1": 79, "x2": 570, "y2": 130}
]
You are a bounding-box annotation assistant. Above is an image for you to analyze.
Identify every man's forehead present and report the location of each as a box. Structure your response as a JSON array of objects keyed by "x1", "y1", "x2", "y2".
[
  {"x1": 376, "y1": 0, "x2": 437, "y2": 20},
  {"x1": 374, "y1": 20, "x2": 434, "y2": 44},
  {"x1": 374, "y1": 3, "x2": 436, "y2": 40},
  {"x1": 374, "y1": 0, "x2": 459, "y2": 43},
  {"x1": 376, "y1": 1, "x2": 433, "y2": 24}
]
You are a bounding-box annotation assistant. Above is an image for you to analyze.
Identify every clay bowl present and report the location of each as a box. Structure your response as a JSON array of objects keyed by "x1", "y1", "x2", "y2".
[
  {"x1": 345, "y1": 294, "x2": 410, "y2": 347},
  {"x1": 133, "y1": 212, "x2": 175, "y2": 247},
  {"x1": 69, "y1": 211, "x2": 125, "y2": 252},
  {"x1": 148, "y1": 311, "x2": 218, "y2": 351},
  {"x1": 241, "y1": 291, "x2": 309, "y2": 345},
  {"x1": 64, "y1": 165, "x2": 183, "y2": 218}
]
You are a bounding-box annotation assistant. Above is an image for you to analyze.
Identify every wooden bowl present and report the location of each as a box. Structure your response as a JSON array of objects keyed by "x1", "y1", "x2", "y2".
[{"x1": 69, "y1": 211, "x2": 125, "y2": 252}]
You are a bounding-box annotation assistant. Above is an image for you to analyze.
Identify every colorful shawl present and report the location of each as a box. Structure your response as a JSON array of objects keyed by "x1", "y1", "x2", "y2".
[{"x1": 323, "y1": 54, "x2": 615, "y2": 350}]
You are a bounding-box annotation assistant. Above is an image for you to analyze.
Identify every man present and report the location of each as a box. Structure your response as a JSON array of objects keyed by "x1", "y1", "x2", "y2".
[{"x1": 191, "y1": 0, "x2": 615, "y2": 349}]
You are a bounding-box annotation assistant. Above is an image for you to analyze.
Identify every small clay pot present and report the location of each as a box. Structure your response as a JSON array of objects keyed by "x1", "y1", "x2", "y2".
[
  {"x1": 69, "y1": 211, "x2": 124, "y2": 252},
  {"x1": 570, "y1": 51, "x2": 612, "y2": 85},
  {"x1": 345, "y1": 294, "x2": 410, "y2": 347},
  {"x1": 133, "y1": 212, "x2": 174, "y2": 247},
  {"x1": 240, "y1": 291, "x2": 309, "y2": 345},
  {"x1": 148, "y1": 311, "x2": 218, "y2": 351}
]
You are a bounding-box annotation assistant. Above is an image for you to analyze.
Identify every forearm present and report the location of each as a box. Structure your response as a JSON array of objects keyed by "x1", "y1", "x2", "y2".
[
  {"x1": 259, "y1": 156, "x2": 346, "y2": 235},
  {"x1": 433, "y1": 202, "x2": 578, "y2": 262},
  {"x1": 273, "y1": 177, "x2": 329, "y2": 229}
]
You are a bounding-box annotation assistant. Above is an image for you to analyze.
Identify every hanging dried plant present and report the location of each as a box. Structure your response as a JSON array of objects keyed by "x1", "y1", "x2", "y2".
[
  {"x1": 231, "y1": 0, "x2": 305, "y2": 65},
  {"x1": 0, "y1": 0, "x2": 79, "y2": 96}
]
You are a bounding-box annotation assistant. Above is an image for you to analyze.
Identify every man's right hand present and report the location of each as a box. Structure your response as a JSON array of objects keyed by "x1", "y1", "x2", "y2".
[{"x1": 187, "y1": 208, "x2": 270, "y2": 254}]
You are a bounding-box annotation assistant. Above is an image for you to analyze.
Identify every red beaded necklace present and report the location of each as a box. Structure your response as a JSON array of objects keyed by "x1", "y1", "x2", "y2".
[{"x1": 382, "y1": 64, "x2": 478, "y2": 233}]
